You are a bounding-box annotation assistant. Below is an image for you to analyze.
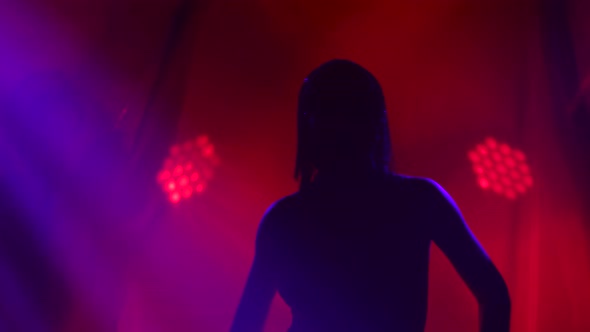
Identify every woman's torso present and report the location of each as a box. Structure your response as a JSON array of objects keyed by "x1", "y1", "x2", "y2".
[{"x1": 264, "y1": 174, "x2": 433, "y2": 332}]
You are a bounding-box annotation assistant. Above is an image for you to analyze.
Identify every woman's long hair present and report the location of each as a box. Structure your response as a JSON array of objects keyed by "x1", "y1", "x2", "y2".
[{"x1": 294, "y1": 59, "x2": 392, "y2": 189}]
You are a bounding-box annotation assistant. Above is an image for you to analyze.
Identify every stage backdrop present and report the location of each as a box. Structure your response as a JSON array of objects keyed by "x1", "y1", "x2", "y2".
[{"x1": 1, "y1": 0, "x2": 589, "y2": 331}]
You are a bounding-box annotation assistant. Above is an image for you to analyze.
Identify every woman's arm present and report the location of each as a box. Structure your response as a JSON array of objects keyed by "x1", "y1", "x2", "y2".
[
  {"x1": 230, "y1": 208, "x2": 279, "y2": 332},
  {"x1": 420, "y1": 178, "x2": 511, "y2": 332}
]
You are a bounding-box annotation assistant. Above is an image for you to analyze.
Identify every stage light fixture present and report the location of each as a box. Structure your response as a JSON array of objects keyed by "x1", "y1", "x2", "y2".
[
  {"x1": 468, "y1": 137, "x2": 533, "y2": 200},
  {"x1": 157, "y1": 135, "x2": 220, "y2": 204}
]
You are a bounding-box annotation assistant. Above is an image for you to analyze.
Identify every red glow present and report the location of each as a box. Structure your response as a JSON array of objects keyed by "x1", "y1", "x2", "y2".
[
  {"x1": 156, "y1": 135, "x2": 220, "y2": 204},
  {"x1": 190, "y1": 172, "x2": 200, "y2": 182},
  {"x1": 170, "y1": 145, "x2": 180, "y2": 156},
  {"x1": 515, "y1": 183, "x2": 527, "y2": 193},
  {"x1": 492, "y1": 183, "x2": 503, "y2": 194},
  {"x1": 164, "y1": 158, "x2": 174, "y2": 169},
  {"x1": 468, "y1": 138, "x2": 533, "y2": 200},
  {"x1": 170, "y1": 192, "x2": 181, "y2": 203},
  {"x1": 182, "y1": 188, "x2": 193, "y2": 198},
  {"x1": 479, "y1": 178, "x2": 490, "y2": 189},
  {"x1": 474, "y1": 165, "x2": 485, "y2": 175},
  {"x1": 157, "y1": 170, "x2": 171, "y2": 182},
  {"x1": 492, "y1": 152, "x2": 502, "y2": 162},
  {"x1": 505, "y1": 157, "x2": 516, "y2": 168},
  {"x1": 477, "y1": 145, "x2": 488, "y2": 155},
  {"x1": 485, "y1": 137, "x2": 498, "y2": 149},
  {"x1": 500, "y1": 144, "x2": 511, "y2": 154},
  {"x1": 167, "y1": 181, "x2": 176, "y2": 192},
  {"x1": 183, "y1": 141, "x2": 193, "y2": 151},
  {"x1": 513, "y1": 150, "x2": 526, "y2": 161},
  {"x1": 203, "y1": 168, "x2": 213, "y2": 180},
  {"x1": 179, "y1": 176, "x2": 189, "y2": 187},
  {"x1": 202, "y1": 145, "x2": 214, "y2": 157},
  {"x1": 173, "y1": 165, "x2": 184, "y2": 176},
  {"x1": 210, "y1": 155, "x2": 221, "y2": 166},
  {"x1": 468, "y1": 151, "x2": 480, "y2": 163},
  {"x1": 196, "y1": 135, "x2": 209, "y2": 147},
  {"x1": 505, "y1": 189, "x2": 517, "y2": 200}
]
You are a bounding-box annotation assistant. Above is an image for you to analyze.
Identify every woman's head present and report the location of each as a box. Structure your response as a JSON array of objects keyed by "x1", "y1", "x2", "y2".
[{"x1": 295, "y1": 59, "x2": 392, "y2": 187}]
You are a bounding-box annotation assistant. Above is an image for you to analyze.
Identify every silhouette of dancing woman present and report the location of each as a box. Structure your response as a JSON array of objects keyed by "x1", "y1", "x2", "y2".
[{"x1": 231, "y1": 60, "x2": 510, "y2": 332}]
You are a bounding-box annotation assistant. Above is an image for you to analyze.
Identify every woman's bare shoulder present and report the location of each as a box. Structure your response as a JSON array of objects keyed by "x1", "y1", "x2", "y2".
[
  {"x1": 266, "y1": 193, "x2": 302, "y2": 216},
  {"x1": 257, "y1": 193, "x2": 301, "y2": 235},
  {"x1": 388, "y1": 174, "x2": 440, "y2": 193},
  {"x1": 385, "y1": 174, "x2": 451, "y2": 211}
]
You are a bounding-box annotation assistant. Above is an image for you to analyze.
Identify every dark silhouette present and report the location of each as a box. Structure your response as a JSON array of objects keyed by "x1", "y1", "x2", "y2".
[{"x1": 231, "y1": 60, "x2": 510, "y2": 332}]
